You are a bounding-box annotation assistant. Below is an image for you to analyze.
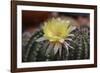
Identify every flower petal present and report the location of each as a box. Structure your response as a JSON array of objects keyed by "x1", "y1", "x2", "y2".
[
  {"x1": 53, "y1": 43, "x2": 60, "y2": 55},
  {"x1": 63, "y1": 42, "x2": 69, "y2": 56},
  {"x1": 45, "y1": 43, "x2": 54, "y2": 55}
]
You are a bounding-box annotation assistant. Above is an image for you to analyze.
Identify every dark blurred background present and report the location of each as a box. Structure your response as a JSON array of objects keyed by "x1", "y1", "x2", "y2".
[{"x1": 22, "y1": 10, "x2": 89, "y2": 32}]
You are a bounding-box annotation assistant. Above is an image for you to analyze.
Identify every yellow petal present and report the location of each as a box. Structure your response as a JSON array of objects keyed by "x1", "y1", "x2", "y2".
[{"x1": 43, "y1": 17, "x2": 75, "y2": 42}]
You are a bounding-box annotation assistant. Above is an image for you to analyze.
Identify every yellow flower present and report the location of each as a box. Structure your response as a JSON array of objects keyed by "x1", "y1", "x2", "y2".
[{"x1": 43, "y1": 17, "x2": 74, "y2": 42}]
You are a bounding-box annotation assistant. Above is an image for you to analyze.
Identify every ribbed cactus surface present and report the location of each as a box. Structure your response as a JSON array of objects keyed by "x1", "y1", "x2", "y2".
[{"x1": 22, "y1": 18, "x2": 90, "y2": 62}]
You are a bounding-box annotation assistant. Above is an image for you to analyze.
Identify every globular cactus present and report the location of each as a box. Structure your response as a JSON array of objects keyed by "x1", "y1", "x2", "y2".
[{"x1": 22, "y1": 17, "x2": 90, "y2": 62}]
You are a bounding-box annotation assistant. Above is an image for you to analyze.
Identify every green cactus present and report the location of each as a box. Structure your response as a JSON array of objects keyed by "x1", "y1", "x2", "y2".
[{"x1": 22, "y1": 18, "x2": 90, "y2": 62}]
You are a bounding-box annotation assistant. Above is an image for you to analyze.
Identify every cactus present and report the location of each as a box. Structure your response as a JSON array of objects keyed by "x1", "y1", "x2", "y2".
[{"x1": 22, "y1": 17, "x2": 90, "y2": 62}]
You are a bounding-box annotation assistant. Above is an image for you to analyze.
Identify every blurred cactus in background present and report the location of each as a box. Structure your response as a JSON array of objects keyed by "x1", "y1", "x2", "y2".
[{"x1": 22, "y1": 17, "x2": 90, "y2": 62}]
